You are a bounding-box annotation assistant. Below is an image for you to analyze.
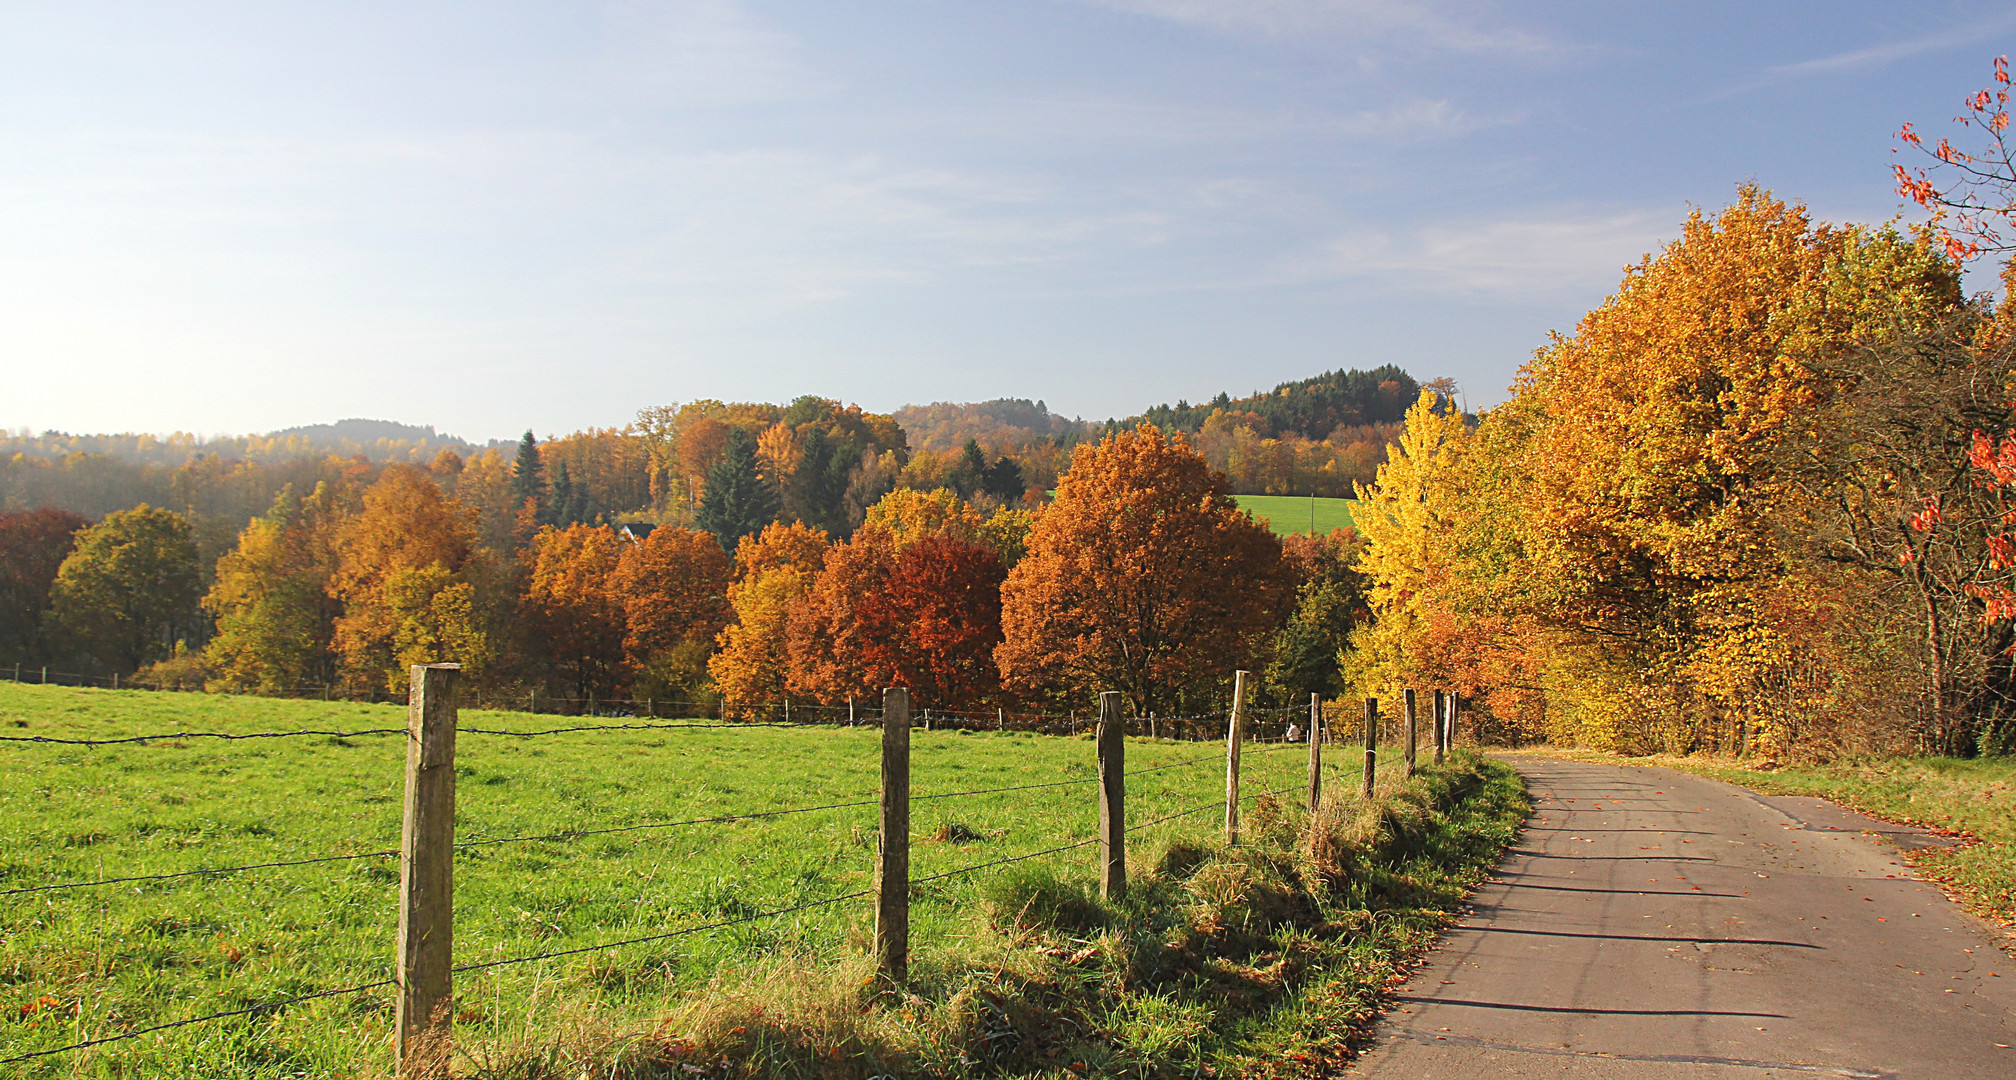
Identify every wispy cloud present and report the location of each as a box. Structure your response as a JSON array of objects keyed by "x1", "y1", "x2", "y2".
[
  {"x1": 1766, "y1": 20, "x2": 2014, "y2": 79},
  {"x1": 1281, "y1": 207, "x2": 1675, "y2": 300},
  {"x1": 600, "y1": 0, "x2": 828, "y2": 105},
  {"x1": 1080, "y1": 0, "x2": 1559, "y2": 56}
]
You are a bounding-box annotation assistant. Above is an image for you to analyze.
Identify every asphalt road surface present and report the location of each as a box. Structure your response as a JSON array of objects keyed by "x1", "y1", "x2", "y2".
[{"x1": 1349, "y1": 756, "x2": 2016, "y2": 1079}]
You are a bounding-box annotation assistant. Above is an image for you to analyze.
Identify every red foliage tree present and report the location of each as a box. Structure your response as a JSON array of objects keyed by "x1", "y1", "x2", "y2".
[
  {"x1": 0, "y1": 508, "x2": 91, "y2": 664},
  {"x1": 785, "y1": 534, "x2": 1006, "y2": 709}
]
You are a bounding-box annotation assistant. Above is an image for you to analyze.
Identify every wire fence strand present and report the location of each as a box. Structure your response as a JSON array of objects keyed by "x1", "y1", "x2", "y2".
[
  {"x1": 0, "y1": 977, "x2": 395, "y2": 1066},
  {"x1": 451, "y1": 889, "x2": 874, "y2": 975},
  {"x1": 0, "y1": 728, "x2": 406, "y2": 747}
]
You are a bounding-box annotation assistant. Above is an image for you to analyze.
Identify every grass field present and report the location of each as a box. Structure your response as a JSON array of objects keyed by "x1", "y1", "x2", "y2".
[
  {"x1": 1, "y1": 683, "x2": 1523, "y2": 1077},
  {"x1": 1230, "y1": 495, "x2": 1358, "y2": 537},
  {"x1": 1530, "y1": 749, "x2": 2016, "y2": 931}
]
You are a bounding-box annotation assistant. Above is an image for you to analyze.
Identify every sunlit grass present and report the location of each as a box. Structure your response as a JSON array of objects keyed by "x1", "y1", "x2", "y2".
[
  {"x1": 0, "y1": 682, "x2": 1317, "y2": 1076},
  {"x1": 1229, "y1": 495, "x2": 1357, "y2": 537}
]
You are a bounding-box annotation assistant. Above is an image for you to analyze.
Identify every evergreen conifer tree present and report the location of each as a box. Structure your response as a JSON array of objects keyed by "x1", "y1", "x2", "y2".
[
  {"x1": 695, "y1": 428, "x2": 780, "y2": 548},
  {"x1": 547, "y1": 461, "x2": 574, "y2": 526},
  {"x1": 510, "y1": 431, "x2": 546, "y2": 511}
]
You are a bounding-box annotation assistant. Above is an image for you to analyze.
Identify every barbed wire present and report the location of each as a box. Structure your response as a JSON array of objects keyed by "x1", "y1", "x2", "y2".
[
  {"x1": 0, "y1": 976, "x2": 394, "y2": 1066},
  {"x1": 0, "y1": 728, "x2": 407, "y2": 747},
  {"x1": 451, "y1": 888, "x2": 874, "y2": 975},
  {"x1": 0, "y1": 848, "x2": 402, "y2": 898}
]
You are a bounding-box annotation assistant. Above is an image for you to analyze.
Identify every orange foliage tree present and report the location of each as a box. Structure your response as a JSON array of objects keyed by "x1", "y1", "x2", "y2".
[
  {"x1": 524, "y1": 524, "x2": 629, "y2": 701},
  {"x1": 709, "y1": 521, "x2": 829, "y2": 710},
  {"x1": 329, "y1": 465, "x2": 489, "y2": 691},
  {"x1": 610, "y1": 525, "x2": 733, "y2": 701},
  {"x1": 996, "y1": 425, "x2": 1287, "y2": 714}
]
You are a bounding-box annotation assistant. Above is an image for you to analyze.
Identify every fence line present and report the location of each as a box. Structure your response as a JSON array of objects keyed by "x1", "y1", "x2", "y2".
[{"x1": 3, "y1": 678, "x2": 1463, "y2": 1072}]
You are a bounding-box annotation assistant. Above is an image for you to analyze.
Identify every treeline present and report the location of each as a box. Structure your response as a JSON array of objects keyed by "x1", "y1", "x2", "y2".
[
  {"x1": 0, "y1": 429, "x2": 1367, "y2": 718},
  {"x1": 1348, "y1": 186, "x2": 2016, "y2": 760}
]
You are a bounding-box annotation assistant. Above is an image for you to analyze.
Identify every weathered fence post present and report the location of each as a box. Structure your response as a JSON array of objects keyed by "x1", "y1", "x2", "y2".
[
  {"x1": 397, "y1": 663, "x2": 459, "y2": 1076},
  {"x1": 1362, "y1": 697, "x2": 1378, "y2": 799},
  {"x1": 849, "y1": 698, "x2": 856, "y2": 726},
  {"x1": 1448, "y1": 693, "x2": 1460, "y2": 753},
  {"x1": 998, "y1": 706, "x2": 1005, "y2": 731},
  {"x1": 1097, "y1": 691, "x2": 1126, "y2": 899},
  {"x1": 1432, "y1": 691, "x2": 1446, "y2": 765},
  {"x1": 1306, "y1": 693, "x2": 1322, "y2": 812},
  {"x1": 1225, "y1": 669, "x2": 1249, "y2": 846},
  {"x1": 1404, "y1": 688, "x2": 1418, "y2": 777},
  {"x1": 875, "y1": 687, "x2": 911, "y2": 980}
]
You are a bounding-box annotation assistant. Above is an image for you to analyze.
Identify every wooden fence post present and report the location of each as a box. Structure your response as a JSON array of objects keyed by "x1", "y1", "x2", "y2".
[
  {"x1": 875, "y1": 687, "x2": 911, "y2": 980},
  {"x1": 1225, "y1": 670, "x2": 1249, "y2": 846},
  {"x1": 1306, "y1": 693, "x2": 1322, "y2": 812},
  {"x1": 1361, "y1": 697, "x2": 1378, "y2": 799},
  {"x1": 1432, "y1": 691, "x2": 1446, "y2": 765},
  {"x1": 397, "y1": 663, "x2": 459, "y2": 1076},
  {"x1": 1448, "y1": 693, "x2": 1460, "y2": 753},
  {"x1": 1404, "y1": 688, "x2": 1418, "y2": 777},
  {"x1": 1097, "y1": 691, "x2": 1126, "y2": 899}
]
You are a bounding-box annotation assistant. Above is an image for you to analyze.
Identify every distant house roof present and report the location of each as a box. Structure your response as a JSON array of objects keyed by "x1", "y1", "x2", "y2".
[{"x1": 619, "y1": 523, "x2": 657, "y2": 544}]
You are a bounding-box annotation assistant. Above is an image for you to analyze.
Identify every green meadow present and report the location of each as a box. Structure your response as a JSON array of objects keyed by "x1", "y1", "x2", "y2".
[
  {"x1": 0, "y1": 684, "x2": 1310, "y2": 1073},
  {"x1": 1229, "y1": 495, "x2": 1357, "y2": 537}
]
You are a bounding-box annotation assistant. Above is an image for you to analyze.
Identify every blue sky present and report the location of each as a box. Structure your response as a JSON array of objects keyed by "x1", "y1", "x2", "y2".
[{"x1": 2, "y1": 1, "x2": 2010, "y2": 441}]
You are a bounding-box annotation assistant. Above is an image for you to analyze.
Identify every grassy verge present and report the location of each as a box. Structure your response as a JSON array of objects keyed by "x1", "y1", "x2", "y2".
[
  {"x1": 1523, "y1": 747, "x2": 2016, "y2": 931},
  {"x1": 531, "y1": 750, "x2": 1529, "y2": 1079}
]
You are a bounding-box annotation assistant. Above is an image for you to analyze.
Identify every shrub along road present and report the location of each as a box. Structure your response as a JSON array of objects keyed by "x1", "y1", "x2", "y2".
[{"x1": 1350, "y1": 757, "x2": 2016, "y2": 1079}]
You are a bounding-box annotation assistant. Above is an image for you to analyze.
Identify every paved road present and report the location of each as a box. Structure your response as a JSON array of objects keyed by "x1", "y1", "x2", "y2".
[{"x1": 1349, "y1": 756, "x2": 2016, "y2": 1079}]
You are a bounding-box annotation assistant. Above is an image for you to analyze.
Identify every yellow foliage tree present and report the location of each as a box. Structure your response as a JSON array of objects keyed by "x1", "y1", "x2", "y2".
[{"x1": 709, "y1": 521, "x2": 830, "y2": 710}]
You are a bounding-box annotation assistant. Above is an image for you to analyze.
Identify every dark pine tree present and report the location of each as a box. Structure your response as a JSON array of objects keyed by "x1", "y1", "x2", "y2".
[
  {"x1": 547, "y1": 460, "x2": 575, "y2": 526},
  {"x1": 695, "y1": 428, "x2": 780, "y2": 549},
  {"x1": 982, "y1": 456, "x2": 1025, "y2": 503},
  {"x1": 511, "y1": 431, "x2": 546, "y2": 512}
]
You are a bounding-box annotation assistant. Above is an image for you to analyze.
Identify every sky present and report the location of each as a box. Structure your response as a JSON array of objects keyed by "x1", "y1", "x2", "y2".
[{"x1": 2, "y1": 1, "x2": 2012, "y2": 442}]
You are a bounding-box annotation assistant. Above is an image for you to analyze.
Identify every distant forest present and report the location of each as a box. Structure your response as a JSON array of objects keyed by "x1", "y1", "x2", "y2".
[{"x1": 1, "y1": 364, "x2": 1421, "y2": 547}]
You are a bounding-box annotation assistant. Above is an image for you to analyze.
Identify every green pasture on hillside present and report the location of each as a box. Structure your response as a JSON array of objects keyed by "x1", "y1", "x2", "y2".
[
  {"x1": 0, "y1": 683, "x2": 1318, "y2": 1076},
  {"x1": 1230, "y1": 494, "x2": 1358, "y2": 537}
]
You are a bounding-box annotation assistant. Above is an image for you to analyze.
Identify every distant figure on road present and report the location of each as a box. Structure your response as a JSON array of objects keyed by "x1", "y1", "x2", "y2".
[{"x1": 1286, "y1": 723, "x2": 1303, "y2": 743}]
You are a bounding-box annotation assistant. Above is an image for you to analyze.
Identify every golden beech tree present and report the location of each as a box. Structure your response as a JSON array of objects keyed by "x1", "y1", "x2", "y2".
[
  {"x1": 329, "y1": 465, "x2": 490, "y2": 691},
  {"x1": 524, "y1": 524, "x2": 629, "y2": 701},
  {"x1": 203, "y1": 481, "x2": 349, "y2": 691},
  {"x1": 709, "y1": 521, "x2": 829, "y2": 709},
  {"x1": 996, "y1": 424, "x2": 1286, "y2": 714},
  {"x1": 1353, "y1": 187, "x2": 1969, "y2": 755}
]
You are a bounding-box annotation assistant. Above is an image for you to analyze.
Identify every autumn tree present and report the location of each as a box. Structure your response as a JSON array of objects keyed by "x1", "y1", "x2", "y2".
[
  {"x1": 996, "y1": 425, "x2": 1287, "y2": 714},
  {"x1": 49, "y1": 504, "x2": 203, "y2": 673},
  {"x1": 1896, "y1": 55, "x2": 2015, "y2": 262},
  {"x1": 784, "y1": 493, "x2": 1007, "y2": 708},
  {"x1": 203, "y1": 482, "x2": 348, "y2": 691},
  {"x1": 1265, "y1": 527, "x2": 1368, "y2": 700},
  {"x1": 709, "y1": 521, "x2": 829, "y2": 709},
  {"x1": 523, "y1": 524, "x2": 630, "y2": 700},
  {"x1": 330, "y1": 465, "x2": 490, "y2": 691},
  {"x1": 0, "y1": 508, "x2": 90, "y2": 665},
  {"x1": 610, "y1": 525, "x2": 732, "y2": 701}
]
